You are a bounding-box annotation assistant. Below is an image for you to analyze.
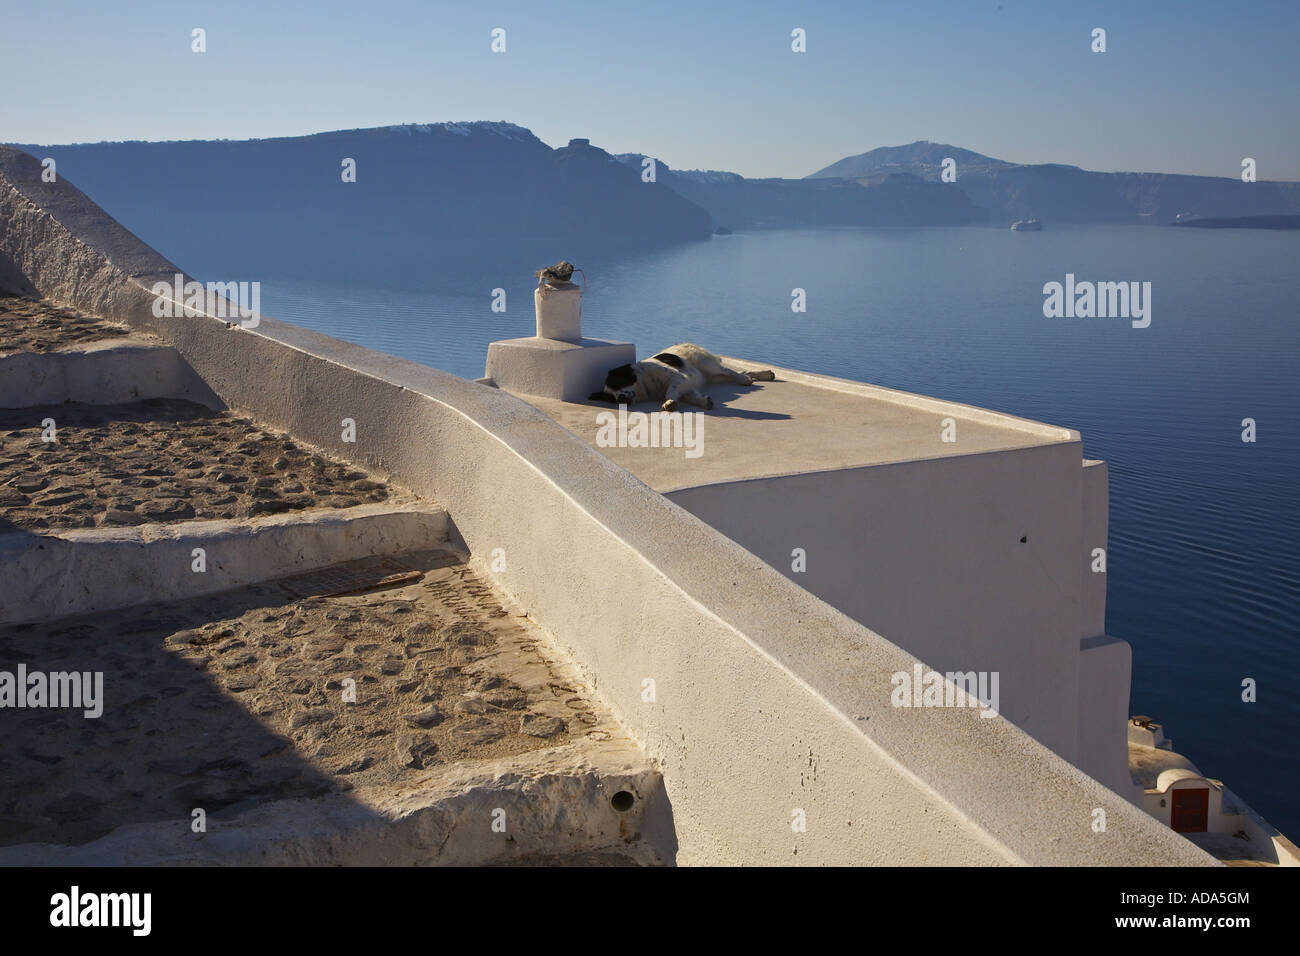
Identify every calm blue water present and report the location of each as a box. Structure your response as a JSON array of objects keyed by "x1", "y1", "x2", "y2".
[{"x1": 252, "y1": 225, "x2": 1298, "y2": 837}]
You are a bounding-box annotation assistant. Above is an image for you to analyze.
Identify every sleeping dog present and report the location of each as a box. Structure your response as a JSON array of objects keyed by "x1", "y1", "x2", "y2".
[{"x1": 588, "y1": 343, "x2": 775, "y2": 412}]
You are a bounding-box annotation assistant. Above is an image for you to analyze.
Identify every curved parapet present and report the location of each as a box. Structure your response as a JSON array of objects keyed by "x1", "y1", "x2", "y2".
[{"x1": 0, "y1": 144, "x2": 1216, "y2": 865}]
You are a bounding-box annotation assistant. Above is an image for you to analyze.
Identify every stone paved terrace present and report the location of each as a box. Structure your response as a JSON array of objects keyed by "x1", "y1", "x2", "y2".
[
  {"x1": 515, "y1": 355, "x2": 1076, "y2": 492},
  {"x1": 0, "y1": 294, "x2": 133, "y2": 354},
  {"x1": 0, "y1": 548, "x2": 658, "y2": 863},
  {"x1": 0, "y1": 397, "x2": 408, "y2": 531}
]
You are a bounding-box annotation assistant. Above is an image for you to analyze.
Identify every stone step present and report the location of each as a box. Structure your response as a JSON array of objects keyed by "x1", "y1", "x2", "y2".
[
  {"x1": 0, "y1": 738, "x2": 666, "y2": 866},
  {"x1": 0, "y1": 501, "x2": 449, "y2": 625},
  {"x1": 0, "y1": 743, "x2": 660, "y2": 868},
  {"x1": 0, "y1": 338, "x2": 212, "y2": 408}
]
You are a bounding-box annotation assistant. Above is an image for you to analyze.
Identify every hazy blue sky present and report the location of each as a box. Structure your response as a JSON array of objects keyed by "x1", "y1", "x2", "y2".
[{"x1": 4, "y1": 0, "x2": 1297, "y2": 179}]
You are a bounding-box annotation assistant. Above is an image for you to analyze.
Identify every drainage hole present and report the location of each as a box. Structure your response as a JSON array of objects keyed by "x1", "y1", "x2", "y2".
[{"x1": 610, "y1": 790, "x2": 635, "y2": 812}]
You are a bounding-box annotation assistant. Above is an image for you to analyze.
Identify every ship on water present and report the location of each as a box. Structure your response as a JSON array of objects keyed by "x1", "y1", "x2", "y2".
[{"x1": 1011, "y1": 218, "x2": 1043, "y2": 231}]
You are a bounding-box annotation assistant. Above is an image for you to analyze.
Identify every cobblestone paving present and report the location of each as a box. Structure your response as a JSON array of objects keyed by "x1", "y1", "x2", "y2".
[
  {"x1": 0, "y1": 550, "x2": 602, "y2": 847},
  {"x1": 0, "y1": 398, "x2": 407, "y2": 531},
  {"x1": 0, "y1": 295, "x2": 132, "y2": 354}
]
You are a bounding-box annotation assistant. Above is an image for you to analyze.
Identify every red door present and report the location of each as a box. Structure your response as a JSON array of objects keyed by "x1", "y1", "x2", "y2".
[{"x1": 1171, "y1": 788, "x2": 1209, "y2": 833}]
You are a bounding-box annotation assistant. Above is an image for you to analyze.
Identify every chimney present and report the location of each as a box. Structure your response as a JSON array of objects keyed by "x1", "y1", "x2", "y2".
[{"x1": 482, "y1": 264, "x2": 634, "y2": 402}]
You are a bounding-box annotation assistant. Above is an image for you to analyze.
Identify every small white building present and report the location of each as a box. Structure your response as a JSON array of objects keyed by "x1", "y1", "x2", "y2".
[{"x1": 1129, "y1": 716, "x2": 1299, "y2": 864}]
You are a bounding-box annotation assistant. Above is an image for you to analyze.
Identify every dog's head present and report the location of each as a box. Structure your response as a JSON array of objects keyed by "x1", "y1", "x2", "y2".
[{"x1": 588, "y1": 363, "x2": 639, "y2": 404}]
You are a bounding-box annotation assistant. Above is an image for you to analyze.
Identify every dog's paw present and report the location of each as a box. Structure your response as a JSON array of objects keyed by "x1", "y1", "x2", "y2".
[
  {"x1": 662, "y1": 399, "x2": 677, "y2": 412},
  {"x1": 748, "y1": 370, "x2": 776, "y2": 382}
]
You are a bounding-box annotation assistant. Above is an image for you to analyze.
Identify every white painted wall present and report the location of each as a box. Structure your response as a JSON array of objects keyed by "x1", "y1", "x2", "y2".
[
  {"x1": 1080, "y1": 460, "x2": 1109, "y2": 640},
  {"x1": 666, "y1": 445, "x2": 1085, "y2": 766},
  {"x1": 1073, "y1": 460, "x2": 1140, "y2": 800},
  {"x1": 665, "y1": 445, "x2": 1141, "y2": 801},
  {"x1": 1078, "y1": 635, "x2": 1141, "y2": 802}
]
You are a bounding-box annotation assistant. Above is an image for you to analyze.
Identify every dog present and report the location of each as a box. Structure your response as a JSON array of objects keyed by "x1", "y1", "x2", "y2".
[{"x1": 588, "y1": 343, "x2": 775, "y2": 412}]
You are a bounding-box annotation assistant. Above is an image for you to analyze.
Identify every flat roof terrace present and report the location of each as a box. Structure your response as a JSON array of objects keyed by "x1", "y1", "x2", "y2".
[{"x1": 514, "y1": 355, "x2": 1078, "y2": 492}]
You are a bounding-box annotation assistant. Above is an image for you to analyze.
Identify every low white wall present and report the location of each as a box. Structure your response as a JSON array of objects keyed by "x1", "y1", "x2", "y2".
[
  {"x1": 1236, "y1": 798, "x2": 1300, "y2": 866},
  {"x1": 0, "y1": 503, "x2": 448, "y2": 625},
  {"x1": 0, "y1": 145, "x2": 1216, "y2": 866},
  {"x1": 0, "y1": 340, "x2": 216, "y2": 408}
]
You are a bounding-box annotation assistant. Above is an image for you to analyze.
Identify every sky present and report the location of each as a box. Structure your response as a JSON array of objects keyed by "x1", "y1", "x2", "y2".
[{"x1": 3, "y1": 0, "x2": 1298, "y2": 180}]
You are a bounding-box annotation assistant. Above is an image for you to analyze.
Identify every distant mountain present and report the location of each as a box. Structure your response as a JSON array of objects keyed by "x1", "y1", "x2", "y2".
[
  {"x1": 807, "y1": 141, "x2": 1011, "y2": 180},
  {"x1": 807, "y1": 141, "x2": 1300, "y2": 225},
  {"x1": 614, "y1": 153, "x2": 985, "y2": 229},
  {"x1": 7, "y1": 124, "x2": 712, "y2": 282},
  {"x1": 16, "y1": 124, "x2": 1295, "y2": 284}
]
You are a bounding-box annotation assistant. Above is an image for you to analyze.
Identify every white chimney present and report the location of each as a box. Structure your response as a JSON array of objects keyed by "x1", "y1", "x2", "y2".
[{"x1": 482, "y1": 264, "x2": 634, "y2": 402}]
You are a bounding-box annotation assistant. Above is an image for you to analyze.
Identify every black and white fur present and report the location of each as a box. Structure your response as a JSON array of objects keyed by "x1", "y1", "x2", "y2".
[{"x1": 588, "y1": 343, "x2": 775, "y2": 412}]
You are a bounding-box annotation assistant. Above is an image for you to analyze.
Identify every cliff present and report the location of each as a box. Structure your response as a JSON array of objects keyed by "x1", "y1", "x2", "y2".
[{"x1": 7, "y1": 124, "x2": 713, "y2": 283}]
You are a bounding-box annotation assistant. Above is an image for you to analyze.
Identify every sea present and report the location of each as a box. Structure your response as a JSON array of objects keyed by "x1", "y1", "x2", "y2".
[{"x1": 231, "y1": 224, "x2": 1297, "y2": 838}]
